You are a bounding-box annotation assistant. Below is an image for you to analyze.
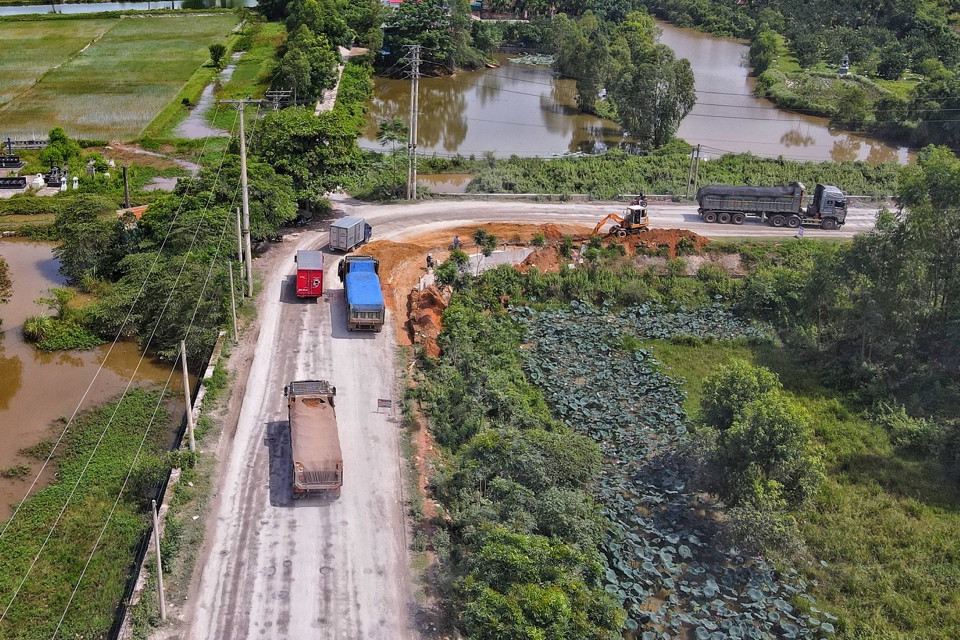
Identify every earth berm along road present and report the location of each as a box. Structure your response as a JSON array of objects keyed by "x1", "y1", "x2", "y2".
[{"x1": 179, "y1": 197, "x2": 879, "y2": 639}]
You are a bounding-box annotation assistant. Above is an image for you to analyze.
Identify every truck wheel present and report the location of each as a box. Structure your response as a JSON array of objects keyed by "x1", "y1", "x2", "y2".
[
  {"x1": 787, "y1": 216, "x2": 801, "y2": 228},
  {"x1": 770, "y1": 215, "x2": 785, "y2": 227},
  {"x1": 615, "y1": 228, "x2": 627, "y2": 238},
  {"x1": 703, "y1": 212, "x2": 717, "y2": 223},
  {"x1": 732, "y1": 213, "x2": 745, "y2": 225},
  {"x1": 718, "y1": 212, "x2": 731, "y2": 224},
  {"x1": 821, "y1": 218, "x2": 838, "y2": 230}
]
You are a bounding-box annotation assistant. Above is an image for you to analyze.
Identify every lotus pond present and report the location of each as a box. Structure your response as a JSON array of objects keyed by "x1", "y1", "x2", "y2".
[{"x1": 514, "y1": 301, "x2": 838, "y2": 639}]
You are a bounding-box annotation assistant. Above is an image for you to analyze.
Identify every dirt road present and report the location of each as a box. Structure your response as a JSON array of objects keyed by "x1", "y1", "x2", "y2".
[
  {"x1": 184, "y1": 231, "x2": 413, "y2": 639},
  {"x1": 329, "y1": 196, "x2": 880, "y2": 240},
  {"x1": 181, "y1": 196, "x2": 878, "y2": 639}
]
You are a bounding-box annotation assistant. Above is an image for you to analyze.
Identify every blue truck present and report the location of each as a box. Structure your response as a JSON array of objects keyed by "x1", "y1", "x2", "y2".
[{"x1": 337, "y1": 255, "x2": 385, "y2": 332}]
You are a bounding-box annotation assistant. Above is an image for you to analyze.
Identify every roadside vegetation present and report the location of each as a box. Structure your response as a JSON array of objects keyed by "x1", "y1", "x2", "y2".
[
  {"x1": 0, "y1": 389, "x2": 178, "y2": 640},
  {"x1": 412, "y1": 147, "x2": 960, "y2": 637}
]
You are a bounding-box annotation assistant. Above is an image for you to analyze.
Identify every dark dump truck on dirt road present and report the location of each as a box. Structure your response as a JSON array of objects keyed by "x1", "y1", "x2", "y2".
[
  {"x1": 696, "y1": 182, "x2": 847, "y2": 230},
  {"x1": 285, "y1": 380, "x2": 342, "y2": 498},
  {"x1": 337, "y1": 255, "x2": 385, "y2": 332}
]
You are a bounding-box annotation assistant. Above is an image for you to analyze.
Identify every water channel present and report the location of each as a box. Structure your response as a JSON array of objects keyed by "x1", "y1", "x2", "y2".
[
  {"x1": 0, "y1": 240, "x2": 176, "y2": 520},
  {"x1": 361, "y1": 21, "x2": 911, "y2": 164}
]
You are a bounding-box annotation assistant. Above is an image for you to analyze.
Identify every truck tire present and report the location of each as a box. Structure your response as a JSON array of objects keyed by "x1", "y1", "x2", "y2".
[
  {"x1": 732, "y1": 213, "x2": 745, "y2": 225},
  {"x1": 821, "y1": 218, "x2": 838, "y2": 230},
  {"x1": 703, "y1": 211, "x2": 717, "y2": 223},
  {"x1": 615, "y1": 228, "x2": 627, "y2": 238},
  {"x1": 770, "y1": 214, "x2": 785, "y2": 227},
  {"x1": 718, "y1": 212, "x2": 732, "y2": 224},
  {"x1": 787, "y1": 215, "x2": 801, "y2": 228}
]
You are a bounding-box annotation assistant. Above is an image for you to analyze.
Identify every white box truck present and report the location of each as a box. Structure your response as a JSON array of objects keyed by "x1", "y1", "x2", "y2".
[{"x1": 329, "y1": 216, "x2": 372, "y2": 252}]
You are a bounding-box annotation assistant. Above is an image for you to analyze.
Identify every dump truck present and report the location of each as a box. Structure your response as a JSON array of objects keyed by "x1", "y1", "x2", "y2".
[
  {"x1": 294, "y1": 250, "x2": 324, "y2": 298},
  {"x1": 696, "y1": 182, "x2": 847, "y2": 230},
  {"x1": 337, "y1": 255, "x2": 385, "y2": 332},
  {"x1": 329, "y1": 216, "x2": 372, "y2": 252},
  {"x1": 285, "y1": 380, "x2": 341, "y2": 498}
]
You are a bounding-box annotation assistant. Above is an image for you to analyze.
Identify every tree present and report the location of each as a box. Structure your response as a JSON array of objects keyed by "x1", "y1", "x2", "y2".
[
  {"x1": 53, "y1": 195, "x2": 122, "y2": 283},
  {"x1": 209, "y1": 43, "x2": 227, "y2": 69},
  {"x1": 376, "y1": 117, "x2": 408, "y2": 197},
  {"x1": 714, "y1": 391, "x2": 824, "y2": 510},
  {"x1": 611, "y1": 45, "x2": 696, "y2": 150},
  {"x1": 749, "y1": 30, "x2": 780, "y2": 75},
  {"x1": 700, "y1": 360, "x2": 782, "y2": 432},
  {"x1": 275, "y1": 25, "x2": 339, "y2": 101},
  {"x1": 39, "y1": 127, "x2": 81, "y2": 169},
  {"x1": 832, "y1": 84, "x2": 870, "y2": 128},
  {"x1": 252, "y1": 106, "x2": 364, "y2": 204}
]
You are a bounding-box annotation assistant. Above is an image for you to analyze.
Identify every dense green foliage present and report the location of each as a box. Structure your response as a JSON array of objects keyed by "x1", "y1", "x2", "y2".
[
  {"x1": 736, "y1": 146, "x2": 960, "y2": 415},
  {"x1": 419, "y1": 276, "x2": 625, "y2": 639},
  {"x1": 381, "y1": 0, "x2": 486, "y2": 72},
  {"x1": 0, "y1": 390, "x2": 173, "y2": 639},
  {"x1": 464, "y1": 149, "x2": 899, "y2": 198},
  {"x1": 252, "y1": 58, "x2": 373, "y2": 206},
  {"x1": 651, "y1": 340, "x2": 960, "y2": 639},
  {"x1": 551, "y1": 10, "x2": 695, "y2": 149}
]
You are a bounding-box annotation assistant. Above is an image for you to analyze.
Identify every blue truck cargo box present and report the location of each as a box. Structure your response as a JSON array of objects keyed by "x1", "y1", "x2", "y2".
[{"x1": 345, "y1": 271, "x2": 384, "y2": 311}]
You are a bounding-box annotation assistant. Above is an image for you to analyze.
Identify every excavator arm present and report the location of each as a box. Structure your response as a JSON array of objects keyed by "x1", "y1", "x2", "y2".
[{"x1": 592, "y1": 213, "x2": 625, "y2": 236}]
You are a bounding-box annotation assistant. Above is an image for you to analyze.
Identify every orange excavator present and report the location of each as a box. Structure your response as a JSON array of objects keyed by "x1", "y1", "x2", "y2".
[{"x1": 592, "y1": 202, "x2": 650, "y2": 237}]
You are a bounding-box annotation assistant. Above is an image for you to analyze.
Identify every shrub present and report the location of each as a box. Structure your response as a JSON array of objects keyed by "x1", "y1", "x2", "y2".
[
  {"x1": 22, "y1": 314, "x2": 53, "y2": 343},
  {"x1": 700, "y1": 360, "x2": 782, "y2": 431},
  {"x1": 874, "y1": 402, "x2": 943, "y2": 456}
]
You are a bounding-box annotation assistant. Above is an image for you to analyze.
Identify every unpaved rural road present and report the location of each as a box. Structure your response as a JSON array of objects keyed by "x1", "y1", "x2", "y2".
[{"x1": 183, "y1": 196, "x2": 879, "y2": 639}]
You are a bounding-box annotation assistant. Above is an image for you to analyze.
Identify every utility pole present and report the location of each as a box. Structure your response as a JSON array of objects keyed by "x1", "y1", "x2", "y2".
[
  {"x1": 405, "y1": 45, "x2": 421, "y2": 201},
  {"x1": 151, "y1": 499, "x2": 166, "y2": 621},
  {"x1": 236, "y1": 207, "x2": 243, "y2": 265},
  {"x1": 692, "y1": 144, "x2": 702, "y2": 196},
  {"x1": 221, "y1": 99, "x2": 264, "y2": 297},
  {"x1": 122, "y1": 165, "x2": 130, "y2": 208},
  {"x1": 265, "y1": 89, "x2": 292, "y2": 110},
  {"x1": 180, "y1": 340, "x2": 195, "y2": 453},
  {"x1": 228, "y1": 263, "x2": 239, "y2": 342},
  {"x1": 685, "y1": 145, "x2": 696, "y2": 199}
]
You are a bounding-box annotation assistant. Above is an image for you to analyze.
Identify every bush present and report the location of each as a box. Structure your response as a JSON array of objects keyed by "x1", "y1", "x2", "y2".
[
  {"x1": 700, "y1": 359, "x2": 782, "y2": 431},
  {"x1": 22, "y1": 315, "x2": 53, "y2": 343},
  {"x1": 874, "y1": 403, "x2": 943, "y2": 456}
]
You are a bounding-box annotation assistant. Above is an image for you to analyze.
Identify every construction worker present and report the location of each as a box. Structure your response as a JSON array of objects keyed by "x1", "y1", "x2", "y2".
[
  {"x1": 426, "y1": 253, "x2": 435, "y2": 270},
  {"x1": 795, "y1": 226, "x2": 805, "y2": 239},
  {"x1": 452, "y1": 235, "x2": 461, "y2": 250}
]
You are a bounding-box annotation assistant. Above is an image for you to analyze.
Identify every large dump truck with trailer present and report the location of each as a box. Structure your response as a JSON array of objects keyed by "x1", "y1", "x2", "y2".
[
  {"x1": 696, "y1": 182, "x2": 847, "y2": 230},
  {"x1": 329, "y1": 216, "x2": 372, "y2": 252},
  {"x1": 337, "y1": 255, "x2": 385, "y2": 332},
  {"x1": 294, "y1": 250, "x2": 324, "y2": 298},
  {"x1": 285, "y1": 380, "x2": 341, "y2": 498}
]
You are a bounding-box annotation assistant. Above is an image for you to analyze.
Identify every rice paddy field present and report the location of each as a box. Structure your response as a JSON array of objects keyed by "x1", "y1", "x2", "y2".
[{"x1": 0, "y1": 14, "x2": 238, "y2": 140}]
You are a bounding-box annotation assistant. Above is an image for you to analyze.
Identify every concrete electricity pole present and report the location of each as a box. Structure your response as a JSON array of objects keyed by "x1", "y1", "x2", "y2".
[
  {"x1": 405, "y1": 45, "x2": 421, "y2": 201},
  {"x1": 221, "y1": 99, "x2": 264, "y2": 297}
]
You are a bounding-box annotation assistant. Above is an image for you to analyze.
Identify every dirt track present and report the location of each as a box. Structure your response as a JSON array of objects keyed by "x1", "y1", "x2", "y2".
[{"x1": 176, "y1": 196, "x2": 880, "y2": 640}]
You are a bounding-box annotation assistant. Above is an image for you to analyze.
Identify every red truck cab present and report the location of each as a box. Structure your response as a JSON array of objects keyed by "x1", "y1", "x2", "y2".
[{"x1": 295, "y1": 250, "x2": 324, "y2": 298}]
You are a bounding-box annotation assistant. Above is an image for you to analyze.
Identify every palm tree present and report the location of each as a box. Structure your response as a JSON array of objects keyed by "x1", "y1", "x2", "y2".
[{"x1": 376, "y1": 118, "x2": 408, "y2": 197}]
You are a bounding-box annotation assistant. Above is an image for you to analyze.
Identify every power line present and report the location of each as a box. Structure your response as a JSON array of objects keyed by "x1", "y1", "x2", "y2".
[
  {"x1": 0, "y1": 105, "x2": 233, "y2": 547},
  {"x1": 0, "y1": 112, "x2": 242, "y2": 627}
]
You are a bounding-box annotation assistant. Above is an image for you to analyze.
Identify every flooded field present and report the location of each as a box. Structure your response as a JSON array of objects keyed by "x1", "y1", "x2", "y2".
[{"x1": 0, "y1": 240, "x2": 177, "y2": 520}]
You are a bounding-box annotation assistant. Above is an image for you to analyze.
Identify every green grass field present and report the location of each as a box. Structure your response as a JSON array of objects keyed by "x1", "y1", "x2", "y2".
[
  {"x1": 647, "y1": 339, "x2": 960, "y2": 639},
  {"x1": 0, "y1": 19, "x2": 117, "y2": 107},
  {"x1": 0, "y1": 14, "x2": 238, "y2": 141}
]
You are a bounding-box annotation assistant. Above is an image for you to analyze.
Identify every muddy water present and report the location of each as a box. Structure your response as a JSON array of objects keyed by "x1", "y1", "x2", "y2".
[
  {"x1": 418, "y1": 173, "x2": 473, "y2": 193},
  {"x1": 656, "y1": 21, "x2": 912, "y2": 164},
  {"x1": 174, "y1": 52, "x2": 241, "y2": 140},
  {"x1": 0, "y1": 240, "x2": 176, "y2": 520},
  {"x1": 362, "y1": 26, "x2": 910, "y2": 163},
  {"x1": 361, "y1": 54, "x2": 625, "y2": 158}
]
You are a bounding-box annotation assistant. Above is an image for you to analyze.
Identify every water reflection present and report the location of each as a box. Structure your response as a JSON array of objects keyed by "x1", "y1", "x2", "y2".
[
  {"x1": 781, "y1": 130, "x2": 816, "y2": 148},
  {"x1": 362, "y1": 55, "x2": 627, "y2": 158},
  {"x1": 0, "y1": 337, "x2": 23, "y2": 411}
]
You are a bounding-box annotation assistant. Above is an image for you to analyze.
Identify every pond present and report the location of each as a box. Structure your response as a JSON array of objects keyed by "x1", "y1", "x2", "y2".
[
  {"x1": 0, "y1": 239, "x2": 177, "y2": 520},
  {"x1": 361, "y1": 23, "x2": 911, "y2": 164}
]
